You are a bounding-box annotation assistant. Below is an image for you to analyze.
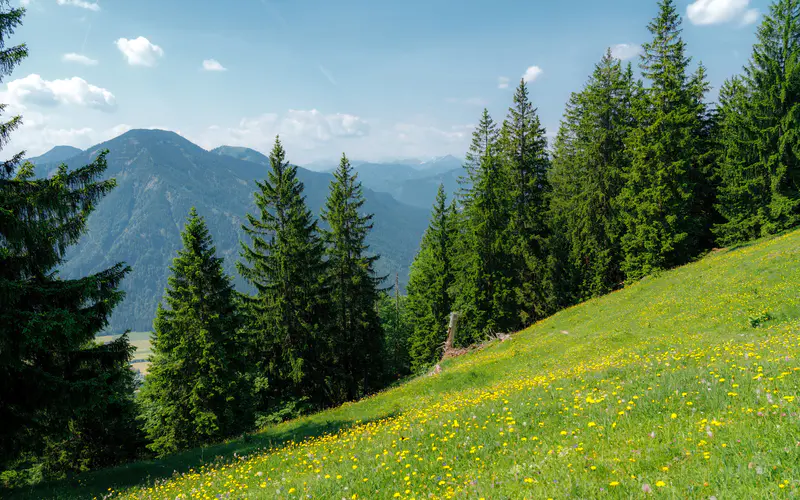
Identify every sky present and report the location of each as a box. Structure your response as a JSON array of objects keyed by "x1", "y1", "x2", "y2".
[{"x1": 2, "y1": 0, "x2": 770, "y2": 164}]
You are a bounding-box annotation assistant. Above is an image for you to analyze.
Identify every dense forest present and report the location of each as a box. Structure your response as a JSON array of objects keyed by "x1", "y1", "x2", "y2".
[{"x1": 1, "y1": 0, "x2": 798, "y2": 488}]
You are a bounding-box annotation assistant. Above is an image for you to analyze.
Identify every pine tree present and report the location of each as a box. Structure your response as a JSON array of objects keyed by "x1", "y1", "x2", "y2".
[
  {"x1": 139, "y1": 208, "x2": 252, "y2": 456},
  {"x1": 407, "y1": 185, "x2": 456, "y2": 372},
  {"x1": 717, "y1": 0, "x2": 800, "y2": 241},
  {"x1": 549, "y1": 50, "x2": 635, "y2": 299},
  {"x1": 238, "y1": 137, "x2": 330, "y2": 414},
  {"x1": 321, "y1": 153, "x2": 384, "y2": 402},
  {"x1": 499, "y1": 79, "x2": 552, "y2": 324},
  {"x1": 0, "y1": 2, "x2": 141, "y2": 476},
  {"x1": 619, "y1": 0, "x2": 712, "y2": 280},
  {"x1": 453, "y1": 110, "x2": 516, "y2": 343}
]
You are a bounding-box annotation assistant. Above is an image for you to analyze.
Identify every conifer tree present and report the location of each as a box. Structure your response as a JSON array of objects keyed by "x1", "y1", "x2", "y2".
[
  {"x1": 407, "y1": 185, "x2": 456, "y2": 372},
  {"x1": 549, "y1": 50, "x2": 635, "y2": 299},
  {"x1": 238, "y1": 137, "x2": 330, "y2": 413},
  {"x1": 618, "y1": 0, "x2": 712, "y2": 280},
  {"x1": 0, "y1": 0, "x2": 141, "y2": 476},
  {"x1": 453, "y1": 110, "x2": 516, "y2": 343},
  {"x1": 321, "y1": 153, "x2": 384, "y2": 401},
  {"x1": 139, "y1": 208, "x2": 252, "y2": 456},
  {"x1": 499, "y1": 79, "x2": 552, "y2": 324},
  {"x1": 717, "y1": 0, "x2": 800, "y2": 241},
  {"x1": 714, "y1": 76, "x2": 768, "y2": 244}
]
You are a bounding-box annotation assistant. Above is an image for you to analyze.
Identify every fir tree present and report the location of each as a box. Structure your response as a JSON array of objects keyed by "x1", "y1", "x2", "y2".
[
  {"x1": 321, "y1": 153, "x2": 384, "y2": 402},
  {"x1": 238, "y1": 137, "x2": 330, "y2": 413},
  {"x1": 0, "y1": 2, "x2": 141, "y2": 475},
  {"x1": 139, "y1": 208, "x2": 253, "y2": 456},
  {"x1": 499, "y1": 79, "x2": 552, "y2": 324},
  {"x1": 407, "y1": 185, "x2": 456, "y2": 372},
  {"x1": 549, "y1": 50, "x2": 635, "y2": 299},
  {"x1": 619, "y1": 0, "x2": 713, "y2": 280},
  {"x1": 458, "y1": 108, "x2": 500, "y2": 202}
]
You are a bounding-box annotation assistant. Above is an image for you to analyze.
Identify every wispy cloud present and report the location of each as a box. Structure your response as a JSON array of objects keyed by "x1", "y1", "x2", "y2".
[
  {"x1": 56, "y1": 0, "x2": 100, "y2": 11},
  {"x1": 610, "y1": 43, "x2": 643, "y2": 61},
  {"x1": 318, "y1": 65, "x2": 337, "y2": 85},
  {"x1": 497, "y1": 76, "x2": 509, "y2": 89},
  {"x1": 202, "y1": 59, "x2": 227, "y2": 72},
  {"x1": 62, "y1": 53, "x2": 98, "y2": 66}
]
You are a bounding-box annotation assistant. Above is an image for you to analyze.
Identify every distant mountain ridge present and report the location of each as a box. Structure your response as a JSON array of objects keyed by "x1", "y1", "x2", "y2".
[
  {"x1": 33, "y1": 130, "x2": 430, "y2": 333},
  {"x1": 212, "y1": 147, "x2": 466, "y2": 209},
  {"x1": 26, "y1": 145, "x2": 83, "y2": 166}
]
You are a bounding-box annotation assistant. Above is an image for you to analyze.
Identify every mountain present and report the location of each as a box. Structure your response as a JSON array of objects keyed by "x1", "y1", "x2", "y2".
[
  {"x1": 209, "y1": 145, "x2": 270, "y2": 166},
  {"x1": 26, "y1": 145, "x2": 84, "y2": 165},
  {"x1": 34, "y1": 130, "x2": 430, "y2": 333}
]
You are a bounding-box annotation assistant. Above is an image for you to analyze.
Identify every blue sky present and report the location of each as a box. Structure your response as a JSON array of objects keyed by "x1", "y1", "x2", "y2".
[{"x1": 4, "y1": 0, "x2": 768, "y2": 164}]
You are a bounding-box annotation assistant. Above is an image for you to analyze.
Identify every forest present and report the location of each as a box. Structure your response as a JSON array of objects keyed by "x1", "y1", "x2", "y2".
[{"x1": 1, "y1": 0, "x2": 798, "y2": 488}]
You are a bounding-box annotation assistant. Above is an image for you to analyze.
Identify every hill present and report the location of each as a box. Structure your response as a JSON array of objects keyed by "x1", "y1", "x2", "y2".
[
  {"x1": 20, "y1": 229, "x2": 800, "y2": 499},
  {"x1": 33, "y1": 129, "x2": 430, "y2": 333},
  {"x1": 25, "y1": 145, "x2": 83, "y2": 165}
]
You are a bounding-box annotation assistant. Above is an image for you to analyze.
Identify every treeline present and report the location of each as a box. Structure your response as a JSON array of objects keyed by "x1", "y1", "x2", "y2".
[
  {"x1": 2, "y1": 0, "x2": 799, "y2": 489},
  {"x1": 405, "y1": 0, "x2": 800, "y2": 370}
]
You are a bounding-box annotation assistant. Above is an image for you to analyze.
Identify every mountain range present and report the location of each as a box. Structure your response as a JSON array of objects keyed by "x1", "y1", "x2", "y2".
[{"x1": 27, "y1": 130, "x2": 436, "y2": 333}]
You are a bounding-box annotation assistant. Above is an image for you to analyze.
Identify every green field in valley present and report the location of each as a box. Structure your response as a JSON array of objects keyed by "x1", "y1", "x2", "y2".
[
  {"x1": 17, "y1": 230, "x2": 800, "y2": 499},
  {"x1": 95, "y1": 331, "x2": 152, "y2": 376}
]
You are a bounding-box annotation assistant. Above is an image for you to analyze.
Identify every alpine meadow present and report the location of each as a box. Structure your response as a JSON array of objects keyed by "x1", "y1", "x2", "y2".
[{"x1": 1, "y1": 0, "x2": 799, "y2": 499}]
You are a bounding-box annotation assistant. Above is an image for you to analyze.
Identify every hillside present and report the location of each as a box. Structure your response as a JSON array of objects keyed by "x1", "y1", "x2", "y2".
[
  {"x1": 25, "y1": 145, "x2": 83, "y2": 166},
  {"x1": 33, "y1": 129, "x2": 430, "y2": 333},
  {"x1": 20, "y1": 229, "x2": 800, "y2": 499}
]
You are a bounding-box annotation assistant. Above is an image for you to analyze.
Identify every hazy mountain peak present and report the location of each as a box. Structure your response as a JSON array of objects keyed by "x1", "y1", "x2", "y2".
[{"x1": 26, "y1": 145, "x2": 83, "y2": 165}]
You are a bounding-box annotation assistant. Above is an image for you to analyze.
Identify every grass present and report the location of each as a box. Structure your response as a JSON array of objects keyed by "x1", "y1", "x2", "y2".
[
  {"x1": 96, "y1": 331, "x2": 152, "y2": 376},
  {"x1": 14, "y1": 230, "x2": 800, "y2": 499}
]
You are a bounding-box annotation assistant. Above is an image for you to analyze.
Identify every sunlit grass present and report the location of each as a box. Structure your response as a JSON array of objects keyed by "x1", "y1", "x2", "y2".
[{"x1": 20, "y1": 230, "x2": 800, "y2": 499}]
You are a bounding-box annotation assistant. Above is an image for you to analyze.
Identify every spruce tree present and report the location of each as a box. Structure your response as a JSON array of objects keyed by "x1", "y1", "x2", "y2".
[
  {"x1": 321, "y1": 153, "x2": 384, "y2": 402},
  {"x1": 139, "y1": 208, "x2": 252, "y2": 456},
  {"x1": 238, "y1": 137, "x2": 330, "y2": 413},
  {"x1": 0, "y1": 1, "x2": 140, "y2": 475},
  {"x1": 619, "y1": 0, "x2": 712, "y2": 280},
  {"x1": 499, "y1": 79, "x2": 552, "y2": 325},
  {"x1": 453, "y1": 110, "x2": 516, "y2": 343},
  {"x1": 717, "y1": 0, "x2": 800, "y2": 241},
  {"x1": 549, "y1": 50, "x2": 635, "y2": 299},
  {"x1": 714, "y1": 76, "x2": 769, "y2": 244},
  {"x1": 407, "y1": 185, "x2": 456, "y2": 372}
]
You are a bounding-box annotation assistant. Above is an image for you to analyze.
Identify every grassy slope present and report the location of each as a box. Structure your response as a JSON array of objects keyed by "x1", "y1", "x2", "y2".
[{"x1": 16, "y1": 230, "x2": 800, "y2": 499}]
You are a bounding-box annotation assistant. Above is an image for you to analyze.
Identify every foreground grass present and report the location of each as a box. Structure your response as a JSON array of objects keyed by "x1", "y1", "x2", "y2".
[{"x1": 16, "y1": 230, "x2": 800, "y2": 499}]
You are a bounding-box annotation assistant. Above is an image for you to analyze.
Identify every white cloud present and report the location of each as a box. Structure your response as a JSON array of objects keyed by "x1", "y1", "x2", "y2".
[
  {"x1": 610, "y1": 43, "x2": 643, "y2": 61},
  {"x1": 202, "y1": 59, "x2": 226, "y2": 72},
  {"x1": 741, "y1": 8, "x2": 759, "y2": 25},
  {"x1": 62, "y1": 52, "x2": 98, "y2": 66},
  {"x1": 522, "y1": 66, "x2": 543, "y2": 83},
  {"x1": 115, "y1": 37, "x2": 164, "y2": 67},
  {"x1": 21, "y1": 0, "x2": 31, "y2": 6},
  {"x1": 497, "y1": 76, "x2": 509, "y2": 89},
  {"x1": 687, "y1": 0, "x2": 758, "y2": 25},
  {"x1": 6, "y1": 74, "x2": 116, "y2": 111},
  {"x1": 56, "y1": 0, "x2": 100, "y2": 11}
]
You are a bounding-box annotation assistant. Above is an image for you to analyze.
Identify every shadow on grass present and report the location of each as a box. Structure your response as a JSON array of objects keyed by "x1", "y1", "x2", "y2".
[{"x1": 9, "y1": 411, "x2": 399, "y2": 500}]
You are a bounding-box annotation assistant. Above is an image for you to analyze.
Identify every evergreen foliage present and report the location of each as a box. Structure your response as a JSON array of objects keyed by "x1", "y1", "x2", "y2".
[
  {"x1": 499, "y1": 79, "x2": 552, "y2": 324},
  {"x1": 618, "y1": 0, "x2": 713, "y2": 280},
  {"x1": 549, "y1": 50, "x2": 635, "y2": 299},
  {"x1": 716, "y1": 0, "x2": 800, "y2": 241},
  {"x1": 238, "y1": 137, "x2": 331, "y2": 414},
  {"x1": 321, "y1": 153, "x2": 385, "y2": 402},
  {"x1": 139, "y1": 208, "x2": 253, "y2": 456},
  {"x1": 407, "y1": 185, "x2": 456, "y2": 372},
  {"x1": 453, "y1": 111, "x2": 517, "y2": 343}
]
